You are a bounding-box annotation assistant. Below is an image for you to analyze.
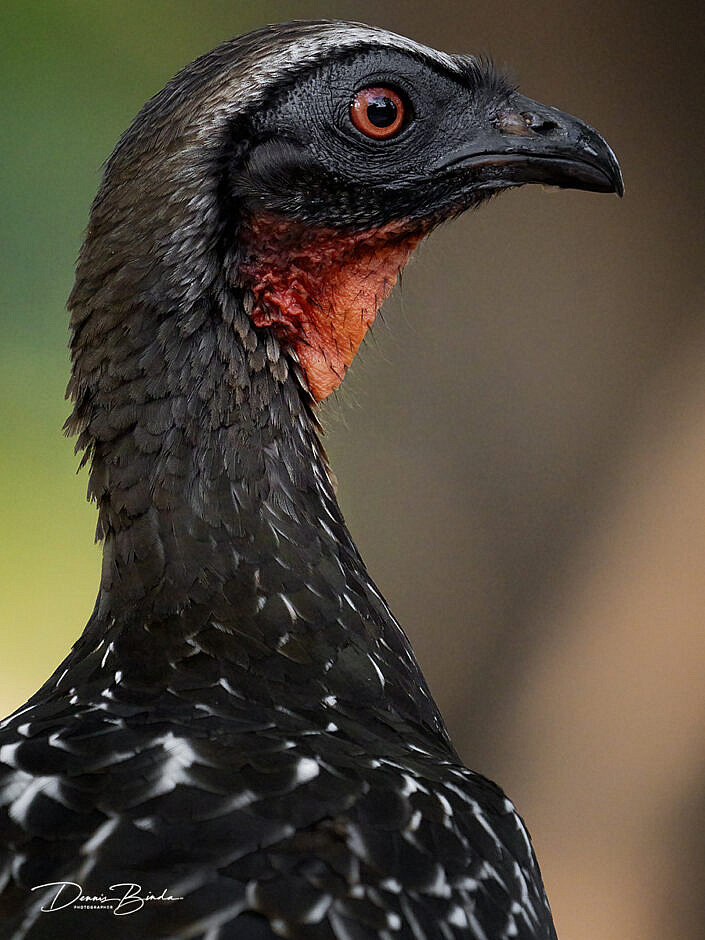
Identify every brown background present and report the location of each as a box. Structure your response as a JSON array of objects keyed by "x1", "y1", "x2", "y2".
[{"x1": 1, "y1": 1, "x2": 704, "y2": 937}]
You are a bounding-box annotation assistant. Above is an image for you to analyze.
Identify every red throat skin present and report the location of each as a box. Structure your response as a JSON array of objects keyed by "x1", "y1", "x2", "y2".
[{"x1": 238, "y1": 214, "x2": 427, "y2": 401}]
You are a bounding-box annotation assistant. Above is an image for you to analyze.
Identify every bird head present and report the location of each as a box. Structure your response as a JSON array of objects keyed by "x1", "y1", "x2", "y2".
[
  {"x1": 70, "y1": 20, "x2": 622, "y2": 417},
  {"x1": 227, "y1": 26, "x2": 622, "y2": 398}
]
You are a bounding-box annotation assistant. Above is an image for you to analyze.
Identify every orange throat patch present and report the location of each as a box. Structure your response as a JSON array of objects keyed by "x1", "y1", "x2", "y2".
[{"x1": 239, "y1": 215, "x2": 427, "y2": 400}]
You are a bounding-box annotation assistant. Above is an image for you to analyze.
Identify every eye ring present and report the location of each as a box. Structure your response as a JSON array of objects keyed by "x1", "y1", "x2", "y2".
[{"x1": 350, "y1": 87, "x2": 406, "y2": 140}]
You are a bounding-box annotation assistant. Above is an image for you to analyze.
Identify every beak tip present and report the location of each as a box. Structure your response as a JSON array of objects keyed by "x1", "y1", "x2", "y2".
[{"x1": 602, "y1": 139, "x2": 624, "y2": 197}]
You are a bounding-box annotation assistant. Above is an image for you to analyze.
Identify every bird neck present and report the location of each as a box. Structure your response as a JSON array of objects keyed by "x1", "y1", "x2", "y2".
[
  {"x1": 64, "y1": 289, "x2": 448, "y2": 738},
  {"x1": 77, "y1": 295, "x2": 332, "y2": 617}
]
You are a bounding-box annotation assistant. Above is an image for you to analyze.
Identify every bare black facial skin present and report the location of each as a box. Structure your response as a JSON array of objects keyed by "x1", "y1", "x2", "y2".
[{"x1": 234, "y1": 47, "x2": 622, "y2": 230}]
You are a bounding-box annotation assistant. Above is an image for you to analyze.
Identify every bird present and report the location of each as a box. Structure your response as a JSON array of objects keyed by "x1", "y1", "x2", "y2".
[{"x1": 0, "y1": 20, "x2": 622, "y2": 940}]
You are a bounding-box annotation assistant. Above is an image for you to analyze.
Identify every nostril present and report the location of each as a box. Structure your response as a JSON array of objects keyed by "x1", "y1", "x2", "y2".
[
  {"x1": 521, "y1": 111, "x2": 560, "y2": 136},
  {"x1": 498, "y1": 110, "x2": 561, "y2": 138},
  {"x1": 497, "y1": 111, "x2": 533, "y2": 137}
]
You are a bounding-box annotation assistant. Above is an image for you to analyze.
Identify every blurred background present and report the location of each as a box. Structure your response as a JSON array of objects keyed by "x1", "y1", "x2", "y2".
[{"x1": 2, "y1": 1, "x2": 704, "y2": 937}]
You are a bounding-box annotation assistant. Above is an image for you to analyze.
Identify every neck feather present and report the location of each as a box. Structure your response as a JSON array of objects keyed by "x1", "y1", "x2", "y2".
[
  {"x1": 67, "y1": 288, "x2": 323, "y2": 614},
  {"x1": 64, "y1": 284, "x2": 448, "y2": 738}
]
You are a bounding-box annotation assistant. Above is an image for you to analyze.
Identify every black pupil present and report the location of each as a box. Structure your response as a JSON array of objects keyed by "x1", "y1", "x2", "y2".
[{"x1": 366, "y1": 95, "x2": 397, "y2": 128}]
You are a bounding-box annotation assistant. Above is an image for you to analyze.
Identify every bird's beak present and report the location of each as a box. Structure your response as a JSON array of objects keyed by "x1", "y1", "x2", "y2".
[{"x1": 433, "y1": 92, "x2": 623, "y2": 197}]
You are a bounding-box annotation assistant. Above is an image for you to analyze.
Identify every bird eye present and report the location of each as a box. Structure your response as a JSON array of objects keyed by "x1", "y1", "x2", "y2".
[{"x1": 350, "y1": 87, "x2": 406, "y2": 140}]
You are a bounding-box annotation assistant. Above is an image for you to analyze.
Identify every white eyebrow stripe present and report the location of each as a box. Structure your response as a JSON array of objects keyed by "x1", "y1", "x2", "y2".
[
  {"x1": 263, "y1": 22, "x2": 464, "y2": 77},
  {"x1": 168, "y1": 23, "x2": 468, "y2": 145}
]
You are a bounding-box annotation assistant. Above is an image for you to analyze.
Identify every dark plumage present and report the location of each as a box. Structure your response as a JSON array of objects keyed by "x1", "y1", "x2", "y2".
[{"x1": 0, "y1": 21, "x2": 621, "y2": 939}]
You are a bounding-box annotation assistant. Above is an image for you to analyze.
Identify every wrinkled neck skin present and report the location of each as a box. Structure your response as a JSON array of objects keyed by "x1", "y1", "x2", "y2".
[
  {"x1": 58, "y1": 213, "x2": 448, "y2": 742},
  {"x1": 238, "y1": 214, "x2": 427, "y2": 400}
]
